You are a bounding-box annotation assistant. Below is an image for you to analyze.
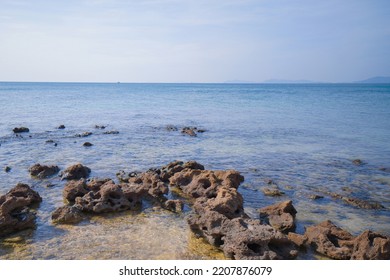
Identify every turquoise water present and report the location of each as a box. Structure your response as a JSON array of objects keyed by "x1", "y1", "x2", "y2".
[{"x1": 0, "y1": 82, "x2": 389, "y2": 259}]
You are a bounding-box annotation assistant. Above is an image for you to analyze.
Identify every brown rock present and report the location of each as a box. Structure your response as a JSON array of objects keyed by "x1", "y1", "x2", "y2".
[
  {"x1": 259, "y1": 200, "x2": 297, "y2": 233},
  {"x1": 61, "y1": 163, "x2": 91, "y2": 180},
  {"x1": 262, "y1": 188, "x2": 285, "y2": 196},
  {"x1": 352, "y1": 159, "x2": 363, "y2": 165},
  {"x1": 288, "y1": 232, "x2": 307, "y2": 247},
  {"x1": 0, "y1": 183, "x2": 42, "y2": 237},
  {"x1": 63, "y1": 179, "x2": 89, "y2": 202},
  {"x1": 164, "y1": 200, "x2": 184, "y2": 213},
  {"x1": 159, "y1": 160, "x2": 204, "y2": 182},
  {"x1": 350, "y1": 230, "x2": 390, "y2": 260},
  {"x1": 128, "y1": 171, "x2": 168, "y2": 198},
  {"x1": 51, "y1": 205, "x2": 84, "y2": 224},
  {"x1": 28, "y1": 163, "x2": 60, "y2": 179},
  {"x1": 304, "y1": 220, "x2": 354, "y2": 260},
  {"x1": 169, "y1": 169, "x2": 244, "y2": 199},
  {"x1": 13, "y1": 127, "x2": 29, "y2": 133},
  {"x1": 181, "y1": 127, "x2": 197, "y2": 136}
]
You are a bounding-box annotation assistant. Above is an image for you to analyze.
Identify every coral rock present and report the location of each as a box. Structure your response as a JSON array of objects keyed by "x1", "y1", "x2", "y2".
[
  {"x1": 259, "y1": 200, "x2": 297, "y2": 233},
  {"x1": 28, "y1": 163, "x2": 60, "y2": 179},
  {"x1": 61, "y1": 163, "x2": 91, "y2": 180},
  {"x1": 51, "y1": 205, "x2": 84, "y2": 224}
]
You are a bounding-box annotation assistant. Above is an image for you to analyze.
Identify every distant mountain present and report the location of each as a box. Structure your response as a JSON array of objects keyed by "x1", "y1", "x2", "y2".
[
  {"x1": 355, "y1": 76, "x2": 390, "y2": 83},
  {"x1": 263, "y1": 79, "x2": 318, "y2": 84}
]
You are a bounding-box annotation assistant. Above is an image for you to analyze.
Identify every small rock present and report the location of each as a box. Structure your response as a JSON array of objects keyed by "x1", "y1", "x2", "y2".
[
  {"x1": 181, "y1": 127, "x2": 197, "y2": 137},
  {"x1": 75, "y1": 132, "x2": 92, "y2": 137},
  {"x1": 95, "y1": 125, "x2": 106, "y2": 129},
  {"x1": 166, "y1": 125, "x2": 178, "y2": 131},
  {"x1": 103, "y1": 130, "x2": 119, "y2": 135},
  {"x1": 352, "y1": 159, "x2": 363, "y2": 166},
  {"x1": 262, "y1": 188, "x2": 285, "y2": 196},
  {"x1": 83, "y1": 142, "x2": 93, "y2": 147},
  {"x1": 45, "y1": 139, "x2": 55, "y2": 143},
  {"x1": 57, "y1": 125, "x2": 66, "y2": 129},
  {"x1": 309, "y1": 194, "x2": 324, "y2": 200},
  {"x1": 379, "y1": 167, "x2": 390, "y2": 173},
  {"x1": 13, "y1": 127, "x2": 29, "y2": 133},
  {"x1": 28, "y1": 163, "x2": 60, "y2": 179},
  {"x1": 51, "y1": 205, "x2": 84, "y2": 224},
  {"x1": 164, "y1": 200, "x2": 184, "y2": 213},
  {"x1": 4, "y1": 166, "x2": 11, "y2": 173}
]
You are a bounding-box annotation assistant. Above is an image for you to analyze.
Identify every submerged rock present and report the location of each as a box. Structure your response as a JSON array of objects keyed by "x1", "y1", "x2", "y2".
[
  {"x1": 83, "y1": 142, "x2": 93, "y2": 147},
  {"x1": 262, "y1": 187, "x2": 285, "y2": 196},
  {"x1": 181, "y1": 127, "x2": 197, "y2": 137},
  {"x1": 51, "y1": 205, "x2": 84, "y2": 224},
  {"x1": 164, "y1": 199, "x2": 184, "y2": 213},
  {"x1": 95, "y1": 125, "x2": 106, "y2": 129},
  {"x1": 4, "y1": 166, "x2": 11, "y2": 173},
  {"x1": 103, "y1": 130, "x2": 119, "y2": 135},
  {"x1": 352, "y1": 159, "x2": 364, "y2": 166},
  {"x1": 165, "y1": 125, "x2": 178, "y2": 131},
  {"x1": 326, "y1": 192, "x2": 384, "y2": 209},
  {"x1": 0, "y1": 183, "x2": 42, "y2": 237},
  {"x1": 61, "y1": 163, "x2": 91, "y2": 180},
  {"x1": 28, "y1": 163, "x2": 60, "y2": 179},
  {"x1": 259, "y1": 200, "x2": 297, "y2": 233},
  {"x1": 57, "y1": 125, "x2": 66, "y2": 129},
  {"x1": 75, "y1": 132, "x2": 92, "y2": 137},
  {"x1": 13, "y1": 127, "x2": 29, "y2": 133}
]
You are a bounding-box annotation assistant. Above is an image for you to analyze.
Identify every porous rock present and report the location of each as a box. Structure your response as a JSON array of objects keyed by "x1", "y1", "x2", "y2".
[
  {"x1": 259, "y1": 200, "x2": 297, "y2": 233},
  {"x1": 0, "y1": 183, "x2": 42, "y2": 237},
  {"x1": 164, "y1": 199, "x2": 184, "y2": 213},
  {"x1": 61, "y1": 163, "x2": 91, "y2": 180},
  {"x1": 28, "y1": 163, "x2": 60, "y2": 179}
]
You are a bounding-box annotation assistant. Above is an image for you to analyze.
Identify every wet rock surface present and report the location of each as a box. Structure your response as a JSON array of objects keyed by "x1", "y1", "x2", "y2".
[
  {"x1": 28, "y1": 163, "x2": 60, "y2": 179},
  {"x1": 51, "y1": 205, "x2": 84, "y2": 224},
  {"x1": 61, "y1": 163, "x2": 91, "y2": 180},
  {"x1": 83, "y1": 142, "x2": 93, "y2": 147},
  {"x1": 103, "y1": 130, "x2": 119, "y2": 135},
  {"x1": 325, "y1": 191, "x2": 384, "y2": 209},
  {"x1": 57, "y1": 125, "x2": 65, "y2": 129},
  {"x1": 0, "y1": 183, "x2": 42, "y2": 237},
  {"x1": 75, "y1": 132, "x2": 92, "y2": 137}
]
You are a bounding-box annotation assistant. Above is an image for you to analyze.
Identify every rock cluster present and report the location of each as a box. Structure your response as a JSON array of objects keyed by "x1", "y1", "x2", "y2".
[{"x1": 0, "y1": 184, "x2": 42, "y2": 237}]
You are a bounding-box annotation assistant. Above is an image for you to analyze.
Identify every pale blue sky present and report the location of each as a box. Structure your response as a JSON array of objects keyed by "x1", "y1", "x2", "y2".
[{"x1": 0, "y1": 0, "x2": 389, "y2": 82}]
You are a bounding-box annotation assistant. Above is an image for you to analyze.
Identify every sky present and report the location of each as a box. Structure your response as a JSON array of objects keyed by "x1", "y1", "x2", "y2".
[{"x1": 0, "y1": 0, "x2": 389, "y2": 83}]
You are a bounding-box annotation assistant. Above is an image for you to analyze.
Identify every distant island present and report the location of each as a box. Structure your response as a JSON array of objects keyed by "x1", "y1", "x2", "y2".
[{"x1": 355, "y1": 76, "x2": 390, "y2": 83}]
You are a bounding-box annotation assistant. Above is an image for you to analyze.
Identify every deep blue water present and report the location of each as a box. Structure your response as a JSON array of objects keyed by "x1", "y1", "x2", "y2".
[{"x1": 0, "y1": 82, "x2": 389, "y2": 259}]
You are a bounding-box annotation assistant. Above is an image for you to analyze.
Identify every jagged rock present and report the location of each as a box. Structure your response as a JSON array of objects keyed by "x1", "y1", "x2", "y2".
[
  {"x1": 350, "y1": 230, "x2": 390, "y2": 260},
  {"x1": 61, "y1": 163, "x2": 91, "y2": 180},
  {"x1": 13, "y1": 127, "x2": 29, "y2": 133},
  {"x1": 159, "y1": 160, "x2": 205, "y2": 182},
  {"x1": 51, "y1": 205, "x2": 84, "y2": 224},
  {"x1": 304, "y1": 220, "x2": 354, "y2": 260},
  {"x1": 0, "y1": 183, "x2": 42, "y2": 237},
  {"x1": 287, "y1": 232, "x2": 307, "y2": 247},
  {"x1": 83, "y1": 142, "x2": 93, "y2": 147},
  {"x1": 103, "y1": 130, "x2": 119, "y2": 135},
  {"x1": 63, "y1": 179, "x2": 89, "y2": 202},
  {"x1": 222, "y1": 218, "x2": 298, "y2": 260},
  {"x1": 170, "y1": 169, "x2": 244, "y2": 198},
  {"x1": 326, "y1": 192, "x2": 384, "y2": 209},
  {"x1": 57, "y1": 125, "x2": 65, "y2": 129},
  {"x1": 128, "y1": 171, "x2": 168, "y2": 197},
  {"x1": 164, "y1": 200, "x2": 184, "y2": 213},
  {"x1": 28, "y1": 163, "x2": 60, "y2": 179},
  {"x1": 74, "y1": 181, "x2": 144, "y2": 213},
  {"x1": 259, "y1": 200, "x2": 297, "y2": 233}
]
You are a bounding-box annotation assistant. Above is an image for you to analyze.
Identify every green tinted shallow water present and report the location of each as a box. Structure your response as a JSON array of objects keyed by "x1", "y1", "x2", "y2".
[{"x1": 0, "y1": 82, "x2": 389, "y2": 259}]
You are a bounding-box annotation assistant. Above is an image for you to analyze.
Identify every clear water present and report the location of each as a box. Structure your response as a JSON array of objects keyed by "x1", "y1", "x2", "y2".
[{"x1": 0, "y1": 82, "x2": 389, "y2": 259}]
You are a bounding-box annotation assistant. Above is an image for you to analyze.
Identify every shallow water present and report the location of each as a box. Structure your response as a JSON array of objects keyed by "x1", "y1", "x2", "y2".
[{"x1": 0, "y1": 82, "x2": 389, "y2": 259}]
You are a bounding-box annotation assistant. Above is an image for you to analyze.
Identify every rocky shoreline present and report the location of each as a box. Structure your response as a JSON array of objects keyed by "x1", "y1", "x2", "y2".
[{"x1": 1, "y1": 160, "x2": 389, "y2": 260}]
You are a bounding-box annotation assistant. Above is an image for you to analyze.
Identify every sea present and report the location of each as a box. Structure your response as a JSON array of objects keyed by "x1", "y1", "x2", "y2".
[{"x1": 0, "y1": 82, "x2": 389, "y2": 259}]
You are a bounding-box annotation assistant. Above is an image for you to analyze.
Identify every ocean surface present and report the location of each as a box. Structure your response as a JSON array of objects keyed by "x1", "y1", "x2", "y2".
[{"x1": 0, "y1": 82, "x2": 389, "y2": 259}]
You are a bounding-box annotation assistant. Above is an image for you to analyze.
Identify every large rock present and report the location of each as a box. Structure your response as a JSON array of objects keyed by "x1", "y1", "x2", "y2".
[
  {"x1": 0, "y1": 183, "x2": 42, "y2": 237},
  {"x1": 301, "y1": 220, "x2": 390, "y2": 260},
  {"x1": 74, "y1": 181, "x2": 145, "y2": 213},
  {"x1": 159, "y1": 160, "x2": 205, "y2": 182},
  {"x1": 128, "y1": 171, "x2": 169, "y2": 198},
  {"x1": 28, "y1": 163, "x2": 60, "y2": 179},
  {"x1": 51, "y1": 205, "x2": 84, "y2": 224},
  {"x1": 61, "y1": 163, "x2": 91, "y2": 180},
  {"x1": 259, "y1": 200, "x2": 297, "y2": 233},
  {"x1": 169, "y1": 169, "x2": 244, "y2": 198},
  {"x1": 350, "y1": 230, "x2": 390, "y2": 260},
  {"x1": 63, "y1": 179, "x2": 89, "y2": 202}
]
